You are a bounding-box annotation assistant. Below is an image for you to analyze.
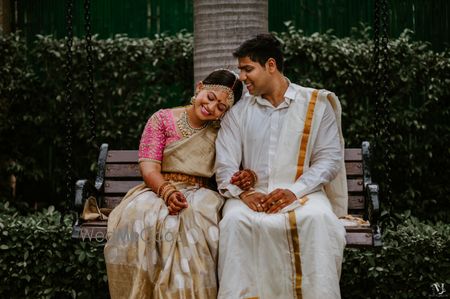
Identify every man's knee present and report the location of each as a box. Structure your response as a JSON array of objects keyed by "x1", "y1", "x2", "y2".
[
  {"x1": 220, "y1": 210, "x2": 249, "y2": 231},
  {"x1": 300, "y1": 205, "x2": 333, "y2": 224}
]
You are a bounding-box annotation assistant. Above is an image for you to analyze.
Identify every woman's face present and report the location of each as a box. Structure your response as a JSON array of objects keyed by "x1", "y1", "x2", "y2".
[{"x1": 193, "y1": 86, "x2": 231, "y2": 121}]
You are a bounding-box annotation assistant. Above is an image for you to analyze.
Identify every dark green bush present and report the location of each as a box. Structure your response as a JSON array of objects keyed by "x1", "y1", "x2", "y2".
[
  {"x1": 341, "y1": 214, "x2": 450, "y2": 299},
  {"x1": 0, "y1": 31, "x2": 193, "y2": 208},
  {"x1": 277, "y1": 25, "x2": 450, "y2": 222},
  {"x1": 0, "y1": 203, "x2": 107, "y2": 298},
  {"x1": 1, "y1": 27, "x2": 449, "y2": 221},
  {"x1": 1, "y1": 204, "x2": 448, "y2": 298}
]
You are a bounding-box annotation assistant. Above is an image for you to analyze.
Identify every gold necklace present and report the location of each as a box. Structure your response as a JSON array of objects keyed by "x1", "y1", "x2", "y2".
[{"x1": 176, "y1": 110, "x2": 208, "y2": 138}]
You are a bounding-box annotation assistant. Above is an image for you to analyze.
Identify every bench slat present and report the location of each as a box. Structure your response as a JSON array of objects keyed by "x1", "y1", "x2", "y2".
[
  {"x1": 104, "y1": 180, "x2": 143, "y2": 194},
  {"x1": 344, "y1": 148, "x2": 362, "y2": 161},
  {"x1": 104, "y1": 162, "x2": 363, "y2": 178},
  {"x1": 348, "y1": 195, "x2": 364, "y2": 210},
  {"x1": 106, "y1": 149, "x2": 362, "y2": 164},
  {"x1": 106, "y1": 164, "x2": 141, "y2": 178},
  {"x1": 107, "y1": 150, "x2": 139, "y2": 163},
  {"x1": 104, "y1": 196, "x2": 125, "y2": 209},
  {"x1": 347, "y1": 178, "x2": 364, "y2": 193},
  {"x1": 104, "y1": 179, "x2": 363, "y2": 196},
  {"x1": 104, "y1": 195, "x2": 365, "y2": 211},
  {"x1": 345, "y1": 162, "x2": 363, "y2": 176},
  {"x1": 77, "y1": 222, "x2": 373, "y2": 247}
]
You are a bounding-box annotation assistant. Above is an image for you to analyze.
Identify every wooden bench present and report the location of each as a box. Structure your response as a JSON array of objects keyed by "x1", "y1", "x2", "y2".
[{"x1": 72, "y1": 141, "x2": 381, "y2": 247}]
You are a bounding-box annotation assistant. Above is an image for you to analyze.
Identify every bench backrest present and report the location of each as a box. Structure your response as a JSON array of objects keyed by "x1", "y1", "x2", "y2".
[{"x1": 99, "y1": 148, "x2": 366, "y2": 217}]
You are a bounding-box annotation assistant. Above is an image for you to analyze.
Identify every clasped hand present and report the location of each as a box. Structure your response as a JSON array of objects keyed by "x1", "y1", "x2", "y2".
[
  {"x1": 230, "y1": 169, "x2": 296, "y2": 213},
  {"x1": 166, "y1": 192, "x2": 188, "y2": 215}
]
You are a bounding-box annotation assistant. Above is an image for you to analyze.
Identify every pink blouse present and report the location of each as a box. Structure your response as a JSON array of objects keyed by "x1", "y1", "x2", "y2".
[{"x1": 138, "y1": 109, "x2": 181, "y2": 162}]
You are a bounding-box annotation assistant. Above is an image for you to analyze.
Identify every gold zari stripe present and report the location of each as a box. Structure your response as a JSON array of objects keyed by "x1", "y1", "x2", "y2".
[
  {"x1": 295, "y1": 89, "x2": 319, "y2": 180},
  {"x1": 288, "y1": 210, "x2": 302, "y2": 298}
]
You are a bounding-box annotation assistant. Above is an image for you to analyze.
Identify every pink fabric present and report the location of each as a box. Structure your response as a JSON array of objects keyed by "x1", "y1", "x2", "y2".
[{"x1": 138, "y1": 109, "x2": 181, "y2": 162}]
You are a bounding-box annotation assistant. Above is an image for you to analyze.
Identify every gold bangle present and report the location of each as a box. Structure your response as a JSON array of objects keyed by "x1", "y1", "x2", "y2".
[
  {"x1": 159, "y1": 184, "x2": 172, "y2": 198},
  {"x1": 161, "y1": 185, "x2": 176, "y2": 202},
  {"x1": 157, "y1": 181, "x2": 171, "y2": 197}
]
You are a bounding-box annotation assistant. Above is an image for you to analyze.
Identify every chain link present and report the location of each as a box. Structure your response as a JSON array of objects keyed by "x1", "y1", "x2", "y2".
[
  {"x1": 65, "y1": 0, "x2": 74, "y2": 203},
  {"x1": 380, "y1": 0, "x2": 392, "y2": 204},
  {"x1": 373, "y1": 0, "x2": 392, "y2": 205},
  {"x1": 84, "y1": 0, "x2": 96, "y2": 148}
]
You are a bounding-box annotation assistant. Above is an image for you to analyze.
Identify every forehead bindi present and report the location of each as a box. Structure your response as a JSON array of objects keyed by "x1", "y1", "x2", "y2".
[{"x1": 208, "y1": 89, "x2": 229, "y2": 106}]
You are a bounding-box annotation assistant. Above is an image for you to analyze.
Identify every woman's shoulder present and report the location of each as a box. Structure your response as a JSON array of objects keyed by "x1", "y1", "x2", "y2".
[{"x1": 148, "y1": 107, "x2": 183, "y2": 122}]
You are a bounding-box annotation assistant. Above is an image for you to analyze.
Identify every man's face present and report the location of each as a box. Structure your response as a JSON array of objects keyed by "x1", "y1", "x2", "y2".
[{"x1": 237, "y1": 56, "x2": 271, "y2": 96}]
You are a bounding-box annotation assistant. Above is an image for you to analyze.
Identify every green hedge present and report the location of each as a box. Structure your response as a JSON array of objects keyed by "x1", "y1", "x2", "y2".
[
  {"x1": 1, "y1": 203, "x2": 448, "y2": 298},
  {"x1": 1, "y1": 27, "x2": 449, "y2": 221},
  {"x1": 341, "y1": 214, "x2": 450, "y2": 299},
  {"x1": 0, "y1": 203, "x2": 107, "y2": 298}
]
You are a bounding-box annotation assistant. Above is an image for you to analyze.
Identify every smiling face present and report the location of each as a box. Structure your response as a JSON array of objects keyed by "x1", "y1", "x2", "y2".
[
  {"x1": 237, "y1": 56, "x2": 273, "y2": 96},
  {"x1": 192, "y1": 84, "x2": 231, "y2": 122}
]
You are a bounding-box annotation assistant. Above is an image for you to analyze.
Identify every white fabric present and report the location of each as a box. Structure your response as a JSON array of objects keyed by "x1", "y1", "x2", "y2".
[
  {"x1": 215, "y1": 83, "x2": 342, "y2": 200},
  {"x1": 215, "y1": 82, "x2": 346, "y2": 299},
  {"x1": 218, "y1": 193, "x2": 346, "y2": 299}
]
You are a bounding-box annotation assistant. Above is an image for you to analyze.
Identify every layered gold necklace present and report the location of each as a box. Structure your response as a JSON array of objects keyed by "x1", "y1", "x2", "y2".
[{"x1": 176, "y1": 109, "x2": 208, "y2": 138}]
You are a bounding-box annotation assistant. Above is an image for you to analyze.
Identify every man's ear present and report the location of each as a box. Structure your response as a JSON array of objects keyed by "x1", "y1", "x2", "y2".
[{"x1": 266, "y1": 58, "x2": 278, "y2": 73}]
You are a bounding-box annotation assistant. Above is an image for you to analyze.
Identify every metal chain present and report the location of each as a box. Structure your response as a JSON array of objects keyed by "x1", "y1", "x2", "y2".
[
  {"x1": 373, "y1": 0, "x2": 392, "y2": 205},
  {"x1": 380, "y1": 0, "x2": 392, "y2": 204},
  {"x1": 65, "y1": 0, "x2": 74, "y2": 203},
  {"x1": 84, "y1": 0, "x2": 96, "y2": 148},
  {"x1": 373, "y1": 0, "x2": 381, "y2": 143}
]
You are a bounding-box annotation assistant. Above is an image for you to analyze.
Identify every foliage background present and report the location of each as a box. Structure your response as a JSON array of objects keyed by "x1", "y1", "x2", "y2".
[
  {"x1": 1, "y1": 26, "x2": 449, "y2": 221},
  {"x1": 1, "y1": 26, "x2": 449, "y2": 298},
  {"x1": 1, "y1": 203, "x2": 449, "y2": 298}
]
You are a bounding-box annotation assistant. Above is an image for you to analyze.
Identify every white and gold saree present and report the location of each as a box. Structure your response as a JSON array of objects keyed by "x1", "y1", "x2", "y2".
[{"x1": 105, "y1": 126, "x2": 223, "y2": 299}]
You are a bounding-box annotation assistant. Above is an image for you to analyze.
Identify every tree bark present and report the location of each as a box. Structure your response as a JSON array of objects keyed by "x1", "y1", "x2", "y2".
[
  {"x1": 193, "y1": 0, "x2": 268, "y2": 83},
  {"x1": 0, "y1": 0, "x2": 12, "y2": 33}
]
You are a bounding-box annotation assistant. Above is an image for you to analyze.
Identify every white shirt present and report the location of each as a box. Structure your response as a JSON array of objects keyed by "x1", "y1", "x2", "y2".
[{"x1": 215, "y1": 82, "x2": 342, "y2": 199}]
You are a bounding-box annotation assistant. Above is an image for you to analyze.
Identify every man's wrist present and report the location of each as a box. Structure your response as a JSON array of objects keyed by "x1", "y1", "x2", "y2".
[{"x1": 239, "y1": 189, "x2": 256, "y2": 200}]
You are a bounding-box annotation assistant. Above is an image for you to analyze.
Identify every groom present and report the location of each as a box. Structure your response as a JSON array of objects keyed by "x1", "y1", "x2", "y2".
[{"x1": 215, "y1": 34, "x2": 347, "y2": 299}]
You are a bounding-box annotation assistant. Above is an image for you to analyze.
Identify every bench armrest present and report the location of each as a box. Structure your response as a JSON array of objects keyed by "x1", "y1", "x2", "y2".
[{"x1": 365, "y1": 183, "x2": 382, "y2": 246}]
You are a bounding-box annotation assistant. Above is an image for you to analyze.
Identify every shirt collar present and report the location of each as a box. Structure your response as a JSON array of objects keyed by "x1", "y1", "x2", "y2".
[{"x1": 250, "y1": 77, "x2": 298, "y2": 106}]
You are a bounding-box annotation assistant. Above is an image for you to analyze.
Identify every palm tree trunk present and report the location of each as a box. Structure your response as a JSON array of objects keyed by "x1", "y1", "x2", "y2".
[{"x1": 193, "y1": 0, "x2": 268, "y2": 83}]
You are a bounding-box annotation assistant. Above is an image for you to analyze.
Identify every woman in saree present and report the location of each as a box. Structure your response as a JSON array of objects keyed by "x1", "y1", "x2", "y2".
[{"x1": 104, "y1": 69, "x2": 256, "y2": 298}]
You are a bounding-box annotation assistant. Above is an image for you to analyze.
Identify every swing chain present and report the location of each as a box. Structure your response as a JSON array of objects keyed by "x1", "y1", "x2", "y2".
[
  {"x1": 65, "y1": 0, "x2": 74, "y2": 202},
  {"x1": 381, "y1": 0, "x2": 392, "y2": 204},
  {"x1": 373, "y1": 0, "x2": 392, "y2": 204},
  {"x1": 84, "y1": 0, "x2": 96, "y2": 148}
]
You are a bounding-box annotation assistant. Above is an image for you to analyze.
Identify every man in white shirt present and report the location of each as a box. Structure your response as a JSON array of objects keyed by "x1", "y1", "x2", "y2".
[{"x1": 215, "y1": 34, "x2": 347, "y2": 299}]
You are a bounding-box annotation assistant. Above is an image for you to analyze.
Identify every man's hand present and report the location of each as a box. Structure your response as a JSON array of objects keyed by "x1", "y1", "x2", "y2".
[
  {"x1": 240, "y1": 191, "x2": 266, "y2": 212},
  {"x1": 261, "y1": 189, "x2": 297, "y2": 214}
]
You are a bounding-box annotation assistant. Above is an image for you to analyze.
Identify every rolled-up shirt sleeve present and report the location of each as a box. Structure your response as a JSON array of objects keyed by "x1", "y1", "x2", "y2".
[
  {"x1": 215, "y1": 107, "x2": 244, "y2": 199},
  {"x1": 288, "y1": 99, "x2": 342, "y2": 198}
]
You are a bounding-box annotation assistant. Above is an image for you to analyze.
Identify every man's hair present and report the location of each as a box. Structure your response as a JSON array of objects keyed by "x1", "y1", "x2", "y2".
[{"x1": 233, "y1": 33, "x2": 284, "y2": 72}]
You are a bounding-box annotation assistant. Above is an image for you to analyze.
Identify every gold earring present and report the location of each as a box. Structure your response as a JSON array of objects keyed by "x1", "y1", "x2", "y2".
[{"x1": 190, "y1": 96, "x2": 196, "y2": 105}]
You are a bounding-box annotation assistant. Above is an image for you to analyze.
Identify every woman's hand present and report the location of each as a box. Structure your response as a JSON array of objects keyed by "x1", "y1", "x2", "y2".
[
  {"x1": 166, "y1": 191, "x2": 188, "y2": 215},
  {"x1": 230, "y1": 169, "x2": 257, "y2": 191}
]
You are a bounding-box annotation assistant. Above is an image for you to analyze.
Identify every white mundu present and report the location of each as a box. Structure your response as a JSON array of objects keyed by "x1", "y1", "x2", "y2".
[{"x1": 215, "y1": 82, "x2": 347, "y2": 299}]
